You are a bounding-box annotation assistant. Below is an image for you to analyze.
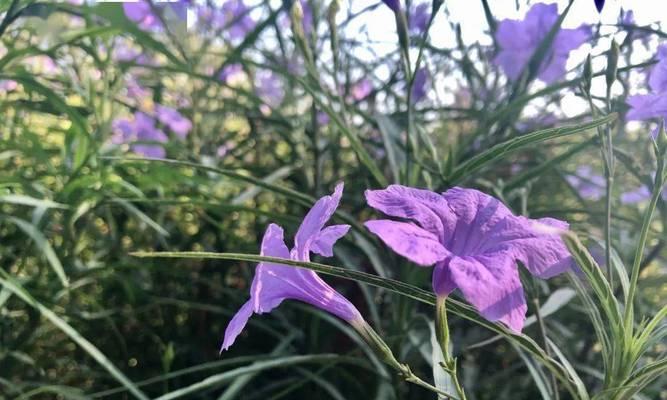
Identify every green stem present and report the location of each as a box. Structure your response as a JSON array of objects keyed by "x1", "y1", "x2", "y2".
[
  {"x1": 436, "y1": 297, "x2": 467, "y2": 400},
  {"x1": 624, "y1": 179, "x2": 664, "y2": 332}
]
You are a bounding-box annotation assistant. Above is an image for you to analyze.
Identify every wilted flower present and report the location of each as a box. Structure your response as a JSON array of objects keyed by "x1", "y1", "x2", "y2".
[
  {"x1": 155, "y1": 105, "x2": 192, "y2": 139},
  {"x1": 627, "y1": 44, "x2": 667, "y2": 122},
  {"x1": 112, "y1": 112, "x2": 168, "y2": 159},
  {"x1": 566, "y1": 165, "x2": 605, "y2": 201},
  {"x1": 494, "y1": 3, "x2": 590, "y2": 84},
  {"x1": 365, "y1": 185, "x2": 572, "y2": 332},
  {"x1": 222, "y1": 183, "x2": 363, "y2": 350}
]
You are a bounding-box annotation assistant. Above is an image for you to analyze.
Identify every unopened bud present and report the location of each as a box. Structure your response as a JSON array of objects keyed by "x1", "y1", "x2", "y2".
[
  {"x1": 606, "y1": 39, "x2": 620, "y2": 89},
  {"x1": 582, "y1": 54, "x2": 593, "y2": 94}
]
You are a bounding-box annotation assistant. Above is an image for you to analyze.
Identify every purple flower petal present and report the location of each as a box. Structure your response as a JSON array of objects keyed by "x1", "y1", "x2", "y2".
[
  {"x1": 221, "y1": 300, "x2": 253, "y2": 351},
  {"x1": 649, "y1": 44, "x2": 667, "y2": 93},
  {"x1": 311, "y1": 225, "x2": 351, "y2": 257},
  {"x1": 626, "y1": 93, "x2": 667, "y2": 121},
  {"x1": 411, "y1": 67, "x2": 430, "y2": 102},
  {"x1": 294, "y1": 183, "x2": 344, "y2": 259},
  {"x1": 409, "y1": 3, "x2": 430, "y2": 34},
  {"x1": 620, "y1": 186, "x2": 651, "y2": 204},
  {"x1": 447, "y1": 254, "x2": 527, "y2": 332},
  {"x1": 365, "y1": 220, "x2": 450, "y2": 266}
]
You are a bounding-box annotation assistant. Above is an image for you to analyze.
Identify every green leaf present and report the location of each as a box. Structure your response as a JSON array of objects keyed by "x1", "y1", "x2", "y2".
[
  {"x1": 0, "y1": 270, "x2": 149, "y2": 400},
  {"x1": 375, "y1": 114, "x2": 403, "y2": 184},
  {"x1": 448, "y1": 114, "x2": 617, "y2": 184},
  {"x1": 153, "y1": 354, "x2": 353, "y2": 400},
  {"x1": 0, "y1": 194, "x2": 68, "y2": 209},
  {"x1": 130, "y1": 250, "x2": 588, "y2": 400},
  {"x1": 5, "y1": 217, "x2": 68, "y2": 287}
]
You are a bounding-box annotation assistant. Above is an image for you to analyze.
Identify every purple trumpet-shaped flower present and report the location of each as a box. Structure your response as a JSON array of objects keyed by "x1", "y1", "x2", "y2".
[
  {"x1": 155, "y1": 105, "x2": 192, "y2": 139},
  {"x1": 222, "y1": 183, "x2": 362, "y2": 350},
  {"x1": 364, "y1": 185, "x2": 572, "y2": 332},
  {"x1": 494, "y1": 3, "x2": 590, "y2": 84},
  {"x1": 112, "y1": 112, "x2": 168, "y2": 158},
  {"x1": 627, "y1": 45, "x2": 667, "y2": 122},
  {"x1": 566, "y1": 165, "x2": 605, "y2": 201}
]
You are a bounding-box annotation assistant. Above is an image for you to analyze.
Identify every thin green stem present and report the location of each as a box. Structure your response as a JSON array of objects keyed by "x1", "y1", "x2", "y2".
[{"x1": 436, "y1": 297, "x2": 467, "y2": 400}]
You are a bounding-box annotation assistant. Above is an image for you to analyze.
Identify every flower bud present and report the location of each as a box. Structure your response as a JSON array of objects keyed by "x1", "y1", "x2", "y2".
[
  {"x1": 582, "y1": 54, "x2": 593, "y2": 95},
  {"x1": 606, "y1": 39, "x2": 620, "y2": 90}
]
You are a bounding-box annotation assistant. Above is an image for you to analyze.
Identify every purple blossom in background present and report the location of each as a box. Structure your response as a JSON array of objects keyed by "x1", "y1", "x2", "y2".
[
  {"x1": 300, "y1": 0, "x2": 314, "y2": 35},
  {"x1": 220, "y1": 0, "x2": 256, "y2": 40},
  {"x1": 256, "y1": 72, "x2": 284, "y2": 107},
  {"x1": 365, "y1": 185, "x2": 572, "y2": 332},
  {"x1": 351, "y1": 79, "x2": 373, "y2": 101},
  {"x1": 222, "y1": 183, "x2": 362, "y2": 350},
  {"x1": 0, "y1": 80, "x2": 18, "y2": 92},
  {"x1": 125, "y1": 76, "x2": 151, "y2": 99},
  {"x1": 112, "y1": 112, "x2": 168, "y2": 158},
  {"x1": 219, "y1": 64, "x2": 243, "y2": 83},
  {"x1": 409, "y1": 3, "x2": 430, "y2": 34},
  {"x1": 317, "y1": 111, "x2": 330, "y2": 126},
  {"x1": 627, "y1": 45, "x2": 667, "y2": 122},
  {"x1": 123, "y1": 1, "x2": 161, "y2": 30},
  {"x1": 411, "y1": 67, "x2": 430, "y2": 102},
  {"x1": 565, "y1": 165, "x2": 605, "y2": 201},
  {"x1": 620, "y1": 186, "x2": 651, "y2": 204},
  {"x1": 494, "y1": 3, "x2": 590, "y2": 84},
  {"x1": 155, "y1": 105, "x2": 192, "y2": 139}
]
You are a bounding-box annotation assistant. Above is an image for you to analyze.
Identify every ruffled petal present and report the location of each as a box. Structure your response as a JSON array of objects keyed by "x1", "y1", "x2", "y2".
[
  {"x1": 365, "y1": 184, "x2": 451, "y2": 237},
  {"x1": 311, "y1": 224, "x2": 350, "y2": 257},
  {"x1": 448, "y1": 254, "x2": 527, "y2": 332},
  {"x1": 294, "y1": 183, "x2": 343, "y2": 258},
  {"x1": 365, "y1": 219, "x2": 450, "y2": 266}
]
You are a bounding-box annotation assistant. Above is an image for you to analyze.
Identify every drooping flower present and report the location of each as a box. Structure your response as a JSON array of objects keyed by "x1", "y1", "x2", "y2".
[
  {"x1": 565, "y1": 165, "x2": 605, "y2": 201},
  {"x1": 112, "y1": 112, "x2": 168, "y2": 158},
  {"x1": 494, "y1": 3, "x2": 590, "y2": 84},
  {"x1": 627, "y1": 44, "x2": 667, "y2": 122},
  {"x1": 411, "y1": 67, "x2": 430, "y2": 102},
  {"x1": 155, "y1": 105, "x2": 192, "y2": 139},
  {"x1": 364, "y1": 185, "x2": 572, "y2": 332},
  {"x1": 222, "y1": 183, "x2": 362, "y2": 350}
]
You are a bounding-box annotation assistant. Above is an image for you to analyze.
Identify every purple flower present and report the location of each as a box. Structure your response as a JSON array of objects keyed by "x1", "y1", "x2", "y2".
[
  {"x1": 123, "y1": 1, "x2": 161, "y2": 30},
  {"x1": 494, "y1": 3, "x2": 590, "y2": 84},
  {"x1": 364, "y1": 185, "x2": 572, "y2": 332},
  {"x1": 218, "y1": 64, "x2": 243, "y2": 83},
  {"x1": 222, "y1": 183, "x2": 362, "y2": 350},
  {"x1": 409, "y1": 3, "x2": 430, "y2": 34},
  {"x1": 256, "y1": 72, "x2": 284, "y2": 107},
  {"x1": 411, "y1": 67, "x2": 430, "y2": 102},
  {"x1": 565, "y1": 166, "x2": 605, "y2": 201},
  {"x1": 0, "y1": 80, "x2": 17, "y2": 92},
  {"x1": 620, "y1": 186, "x2": 651, "y2": 204},
  {"x1": 155, "y1": 105, "x2": 192, "y2": 139},
  {"x1": 627, "y1": 45, "x2": 667, "y2": 121},
  {"x1": 220, "y1": 0, "x2": 256, "y2": 40},
  {"x1": 351, "y1": 79, "x2": 373, "y2": 101},
  {"x1": 112, "y1": 112, "x2": 168, "y2": 158},
  {"x1": 317, "y1": 111, "x2": 330, "y2": 126},
  {"x1": 381, "y1": 0, "x2": 400, "y2": 13}
]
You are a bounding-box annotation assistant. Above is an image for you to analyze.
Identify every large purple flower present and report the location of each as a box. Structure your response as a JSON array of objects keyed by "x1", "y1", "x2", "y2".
[
  {"x1": 364, "y1": 185, "x2": 572, "y2": 332},
  {"x1": 494, "y1": 3, "x2": 590, "y2": 84},
  {"x1": 627, "y1": 44, "x2": 667, "y2": 122},
  {"x1": 222, "y1": 183, "x2": 362, "y2": 350}
]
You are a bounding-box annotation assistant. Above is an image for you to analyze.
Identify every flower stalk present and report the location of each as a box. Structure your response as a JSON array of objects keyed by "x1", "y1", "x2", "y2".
[{"x1": 436, "y1": 297, "x2": 467, "y2": 400}]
